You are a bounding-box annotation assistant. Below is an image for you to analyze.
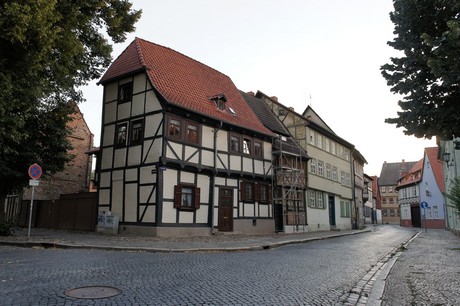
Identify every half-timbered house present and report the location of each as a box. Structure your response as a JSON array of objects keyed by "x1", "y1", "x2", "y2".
[
  {"x1": 97, "y1": 38, "x2": 275, "y2": 237},
  {"x1": 241, "y1": 91, "x2": 310, "y2": 233}
]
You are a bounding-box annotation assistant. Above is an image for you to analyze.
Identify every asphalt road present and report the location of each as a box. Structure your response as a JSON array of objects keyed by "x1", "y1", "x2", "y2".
[{"x1": 0, "y1": 226, "x2": 418, "y2": 305}]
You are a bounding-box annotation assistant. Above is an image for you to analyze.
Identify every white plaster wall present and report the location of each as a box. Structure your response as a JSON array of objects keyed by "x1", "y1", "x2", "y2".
[
  {"x1": 113, "y1": 148, "x2": 127, "y2": 168},
  {"x1": 127, "y1": 146, "x2": 142, "y2": 166},
  {"x1": 125, "y1": 183, "x2": 137, "y2": 222},
  {"x1": 202, "y1": 126, "x2": 214, "y2": 149},
  {"x1": 101, "y1": 147, "x2": 113, "y2": 170},
  {"x1": 140, "y1": 166, "x2": 156, "y2": 184},
  {"x1": 104, "y1": 82, "x2": 118, "y2": 103}
]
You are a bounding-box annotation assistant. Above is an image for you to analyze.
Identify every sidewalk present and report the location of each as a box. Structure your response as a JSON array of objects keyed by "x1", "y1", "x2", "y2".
[{"x1": 0, "y1": 226, "x2": 372, "y2": 252}]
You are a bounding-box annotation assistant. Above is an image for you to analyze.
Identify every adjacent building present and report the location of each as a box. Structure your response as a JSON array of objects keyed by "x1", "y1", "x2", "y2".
[
  {"x1": 353, "y1": 150, "x2": 367, "y2": 228},
  {"x1": 256, "y1": 91, "x2": 355, "y2": 231},
  {"x1": 241, "y1": 91, "x2": 310, "y2": 233},
  {"x1": 397, "y1": 148, "x2": 445, "y2": 229},
  {"x1": 439, "y1": 138, "x2": 460, "y2": 235},
  {"x1": 363, "y1": 174, "x2": 374, "y2": 224},
  {"x1": 371, "y1": 175, "x2": 382, "y2": 224},
  {"x1": 23, "y1": 103, "x2": 94, "y2": 200},
  {"x1": 378, "y1": 160, "x2": 416, "y2": 224}
]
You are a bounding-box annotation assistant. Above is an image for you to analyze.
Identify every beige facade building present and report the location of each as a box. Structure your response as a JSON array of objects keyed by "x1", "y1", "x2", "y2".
[{"x1": 256, "y1": 92, "x2": 355, "y2": 231}]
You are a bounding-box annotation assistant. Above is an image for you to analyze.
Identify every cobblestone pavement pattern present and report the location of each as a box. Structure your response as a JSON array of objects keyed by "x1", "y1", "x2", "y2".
[
  {"x1": 381, "y1": 229, "x2": 460, "y2": 306},
  {"x1": 0, "y1": 226, "x2": 417, "y2": 305}
]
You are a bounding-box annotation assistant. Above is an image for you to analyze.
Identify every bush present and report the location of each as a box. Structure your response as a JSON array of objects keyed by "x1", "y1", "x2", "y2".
[{"x1": 0, "y1": 222, "x2": 13, "y2": 236}]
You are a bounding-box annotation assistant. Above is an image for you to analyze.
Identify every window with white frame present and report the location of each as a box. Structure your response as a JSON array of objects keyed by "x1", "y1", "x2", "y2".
[
  {"x1": 332, "y1": 166, "x2": 338, "y2": 181},
  {"x1": 309, "y1": 190, "x2": 316, "y2": 208},
  {"x1": 309, "y1": 130, "x2": 315, "y2": 145},
  {"x1": 317, "y1": 191, "x2": 323, "y2": 208},
  {"x1": 326, "y1": 163, "x2": 331, "y2": 179},
  {"x1": 340, "y1": 200, "x2": 350, "y2": 217},
  {"x1": 318, "y1": 160, "x2": 324, "y2": 176},
  {"x1": 325, "y1": 138, "x2": 330, "y2": 152},
  {"x1": 317, "y1": 134, "x2": 323, "y2": 149},
  {"x1": 433, "y1": 205, "x2": 439, "y2": 218},
  {"x1": 310, "y1": 159, "x2": 316, "y2": 174}
]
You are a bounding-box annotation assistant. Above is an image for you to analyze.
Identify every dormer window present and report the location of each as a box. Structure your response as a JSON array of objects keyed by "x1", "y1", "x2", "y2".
[
  {"x1": 217, "y1": 100, "x2": 226, "y2": 110},
  {"x1": 209, "y1": 93, "x2": 227, "y2": 111}
]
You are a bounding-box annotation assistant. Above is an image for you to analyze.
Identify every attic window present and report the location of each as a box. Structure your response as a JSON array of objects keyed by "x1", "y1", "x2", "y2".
[
  {"x1": 118, "y1": 82, "x2": 133, "y2": 104},
  {"x1": 228, "y1": 107, "x2": 236, "y2": 116},
  {"x1": 209, "y1": 94, "x2": 227, "y2": 111}
]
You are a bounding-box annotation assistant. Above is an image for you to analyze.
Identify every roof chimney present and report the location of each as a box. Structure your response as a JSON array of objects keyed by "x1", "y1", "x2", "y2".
[
  {"x1": 270, "y1": 96, "x2": 278, "y2": 102},
  {"x1": 247, "y1": 91, "x2": 255, "y2": 96}
]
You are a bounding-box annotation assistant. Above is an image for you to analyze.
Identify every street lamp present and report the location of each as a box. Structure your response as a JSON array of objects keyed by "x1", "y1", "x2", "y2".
[{"x1": 443, "y1": 152, "x2": 453, "y2": 168}]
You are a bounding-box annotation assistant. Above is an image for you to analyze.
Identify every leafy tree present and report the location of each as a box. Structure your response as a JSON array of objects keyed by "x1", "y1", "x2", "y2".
[
  {"x1": 446, "y1": 177, "x2": 460, "y2": 215},
  {"x1": 0, "y1": 0, "x2": 141, "y2": 223},
  {"x1": 381, "y1": 0, "x2": 460, "y2": 140}
]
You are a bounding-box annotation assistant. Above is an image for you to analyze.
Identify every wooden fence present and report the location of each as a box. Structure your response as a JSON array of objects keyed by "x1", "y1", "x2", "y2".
[{"x1": 7, "y1": 192, "x2": 97, "y2": 231}]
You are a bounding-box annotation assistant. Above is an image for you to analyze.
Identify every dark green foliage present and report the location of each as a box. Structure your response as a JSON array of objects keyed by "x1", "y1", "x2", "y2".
[
  {"x1": 446, "y1": 177, "x2": 460, "y2": 215},
  {"x1": 381, "y1": 0, "x2": 460, "y2": 140},
  {"x1": 0, "y1": 1, "x2": 141, "y2": 222}
]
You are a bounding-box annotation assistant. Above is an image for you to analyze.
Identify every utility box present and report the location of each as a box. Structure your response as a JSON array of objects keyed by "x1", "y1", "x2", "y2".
[{"x1": 97, "y1": 211, "x2": 119, "y2": 234}]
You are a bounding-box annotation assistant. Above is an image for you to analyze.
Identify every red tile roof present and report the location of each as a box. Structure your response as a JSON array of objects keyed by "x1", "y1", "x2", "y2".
[
  {"x1": 425, "y1": 147, "x2": 445, "y2": 193},
  {"x1": 398, "y1": 159, "x2": 423, "y2": 187},
  {"x1": 100, "y1": 38, "x2": 273, "y2": 136}
]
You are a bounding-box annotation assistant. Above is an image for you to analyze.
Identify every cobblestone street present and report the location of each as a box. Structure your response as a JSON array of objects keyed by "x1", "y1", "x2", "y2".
[
  {"x1": 382, "y1": 229, "x2": 460, "y2": 306},
  {"x1": 1, "y1": 226, "x2": 458, "y2": 305}
]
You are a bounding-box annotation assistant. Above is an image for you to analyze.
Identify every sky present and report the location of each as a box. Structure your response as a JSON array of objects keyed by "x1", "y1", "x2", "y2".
[{"x1": 80, "y1": 0, "x2": 436, "y2": 177}]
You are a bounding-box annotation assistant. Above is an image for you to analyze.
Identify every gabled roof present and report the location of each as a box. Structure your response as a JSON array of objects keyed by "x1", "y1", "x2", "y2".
[
  {"x1": 255, "y1": 90, "x2": 354, "y2": 148},
  {"x1": 425, "y1": 147, "x2": 445, "y2": 193},
  {"x1": 397, "y1": 159, "x2": 423, "y2": 188},
  {"x1": 378, "y1": 161, "x2": 417, "y2": 186},
  {"x1": 240, "y1": 91, "x2": 289, "y2": 136},
  {"x1": 99, "y1": 38, "x2": 273, "y2": 136},
  {"x1": 302, "y1": 105, "x2": 336, "y2": 135},
  {"x1": 240, "y1": 91, "x2": 309, "y2": 159}
]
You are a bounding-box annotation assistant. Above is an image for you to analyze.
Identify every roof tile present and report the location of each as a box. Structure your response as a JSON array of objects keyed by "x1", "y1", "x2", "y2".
[{"x1": 100, "y1": 38, "x2": 273, "y2": 136}]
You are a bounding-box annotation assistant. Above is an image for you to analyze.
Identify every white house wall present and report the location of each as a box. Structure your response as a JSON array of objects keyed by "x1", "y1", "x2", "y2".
[
  {"x1": 99, "y1": 73, "x2": 162, "y2": 227},
  {"x1": 99, "y1": 72, "x2": 274, "y2": 235}
]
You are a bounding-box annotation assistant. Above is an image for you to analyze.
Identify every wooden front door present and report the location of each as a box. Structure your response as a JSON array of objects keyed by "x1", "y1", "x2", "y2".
[{"x1": 218, "y1": 187, "x2": 233, "y2": 232}]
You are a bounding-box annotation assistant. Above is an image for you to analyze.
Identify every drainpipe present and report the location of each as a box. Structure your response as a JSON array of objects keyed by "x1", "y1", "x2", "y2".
[
  {"x1": 350, "y1": 148, "x2": 356, "y2": 229},
  {"x1": 211, "y1": 121, "x2": 223, "y2": 234}
]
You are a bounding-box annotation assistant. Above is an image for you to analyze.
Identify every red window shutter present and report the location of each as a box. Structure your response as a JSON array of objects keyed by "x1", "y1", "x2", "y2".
[
  {"x1": 254, "y1": 182, "x2": 260, "y2": 202},
  {"x1": 174, "y1": 185, "x2": 181, "y2": 208},
  {"x1": 194, "y1": 187, "x2": 201, "y2": 209}
]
